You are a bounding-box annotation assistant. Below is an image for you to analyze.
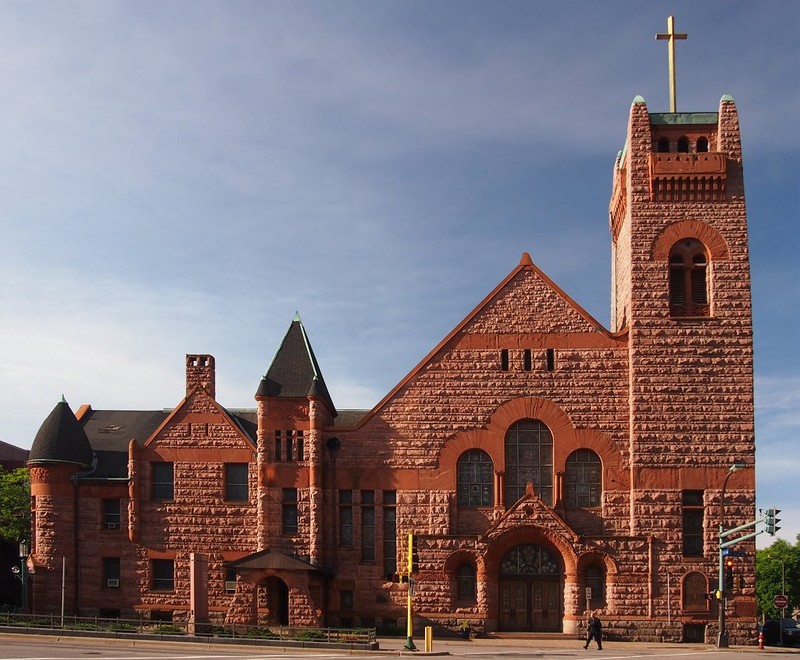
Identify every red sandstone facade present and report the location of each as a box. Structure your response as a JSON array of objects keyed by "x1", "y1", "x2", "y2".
[{"x1": 27, "y1": 96, "x2": 756, "y2": 643}]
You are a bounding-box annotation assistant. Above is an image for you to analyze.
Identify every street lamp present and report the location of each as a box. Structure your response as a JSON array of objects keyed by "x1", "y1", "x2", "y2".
[
  {"x1": 717, "y1": 462, "x2": 747, "y2": 649},
  {"x1": 18, "y1": 541, "x2": 29, "y2": 611}
]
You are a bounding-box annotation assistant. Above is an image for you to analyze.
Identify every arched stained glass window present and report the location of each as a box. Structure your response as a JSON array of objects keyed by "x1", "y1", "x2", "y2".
[
  {"x1": 565, "y1": 449, "x2": 602, "y2": 507},
  {"x1": 457, "y1": 449, "x2": 494, "y2": 507},
  {"x1": 456, "y1": 563, "x2": 477, "y2": 602},
  {"x1": 504, "y1": 420, "x2": 553, "y2": 506},
  {"x1": 682, "y1": 571, "x2": 709, "y2": 611},
  {"x1": 500, "y1": 544, "x2": 559, "y2": 576}
]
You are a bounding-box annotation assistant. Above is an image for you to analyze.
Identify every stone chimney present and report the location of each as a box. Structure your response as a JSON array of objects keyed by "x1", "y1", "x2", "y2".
[{"x1": 186, "y1": 354, "x2": 215, "y2": 399}]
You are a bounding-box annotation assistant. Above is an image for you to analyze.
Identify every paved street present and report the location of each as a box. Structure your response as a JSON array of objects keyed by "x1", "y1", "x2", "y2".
[{"x1": 0, "y1": 633, "x2": 799, "y2": 660}]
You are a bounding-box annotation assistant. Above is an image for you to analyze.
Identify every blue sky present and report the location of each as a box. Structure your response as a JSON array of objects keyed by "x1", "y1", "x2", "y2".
[{"x1": 0, "y1": 1, "x2": 797, "y2": 547}]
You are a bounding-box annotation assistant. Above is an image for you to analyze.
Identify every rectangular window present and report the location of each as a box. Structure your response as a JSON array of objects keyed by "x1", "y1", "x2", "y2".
[
  {"x1": 500, "y1": 349, "x2": 509, "y2": 371},
  {"x1": 523, "y1": 349, "x2": 532, "y2": 371},
  {"x1": 339, "y1": 490, "x2": 353, "y2": 547},
  {"x1": 102, "y1": 498, "x2": 121, "y2": 529},
  {"x1": 225, "y1": 463, "x2": 249, "y2": 501},
  {"x1": 361, "y1": 490, "x2": 375, "y2": 563},
  {"x1": 151, "y1": 559, "x2": 174, "y2": 591},
  {"x1": 282, "y1": 488, "x2": 298, "y2": 534},
  {"x1": 274, "y1": 430, "x2": 282, "y2": 462},
  {"x1": 546, "y1": 348, "x2": 555, "y2": 371},
  {"x1": 383, "y1": 491, "x2": 397, "y2": 578},
  {"x1": 224, "y1": 568, "x2": 237, "y2": 593},
  {"x1": 682, "y1": 490, "x2": 704, "y2": 557},
  {"x1": 151, "y1": 462, "x2": 174, "y2": 501},
  {"x1": 296, "y1": 431, "x2": 304, "y2": 461},
  {"x1": 103, "y1": 557, "x2": 120, "y2": 588}
]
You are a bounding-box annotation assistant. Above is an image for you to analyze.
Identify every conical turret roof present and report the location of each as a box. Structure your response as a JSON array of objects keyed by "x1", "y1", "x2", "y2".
[
  {"x1": 28, "y1": 398, "x2": 94, "y2": 469},
  {"x1": 255, "y1": 315, "x2": 335, "y2": 413}
]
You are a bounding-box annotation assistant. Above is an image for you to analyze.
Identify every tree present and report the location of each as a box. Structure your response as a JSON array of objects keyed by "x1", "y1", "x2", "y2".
[
  {"x1": 0, "y1": 466, "x2": 30, "y2": 544},
  {"x1": 756, "y1": 536, "x2": 800, "y2": 619}
]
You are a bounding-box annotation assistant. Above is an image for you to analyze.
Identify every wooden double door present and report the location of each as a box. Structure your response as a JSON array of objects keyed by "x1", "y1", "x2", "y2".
[{"x1": 499, "y1": 579, "x2": 561, "y2": 632}]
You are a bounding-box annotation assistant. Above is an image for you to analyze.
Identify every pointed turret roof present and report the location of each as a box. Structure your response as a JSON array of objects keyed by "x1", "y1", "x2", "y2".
[
  {"x1": 28, "y1": 398, "x2": 94, "y2": 469},
  {"x1": 256, "y1": 315, "x2": 335, "y2": 413}
]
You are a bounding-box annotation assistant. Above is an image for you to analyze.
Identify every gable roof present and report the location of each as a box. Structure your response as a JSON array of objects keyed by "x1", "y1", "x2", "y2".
[
  {"x1": 225, "y1": 547, "x2": 328, "y2": 573},
  {"x1": 346, "y1": 252, "x2": 621, "y2": 428},
  {"x1": 255, "y1": 314, "x2": 335, "y2": 413},
  {"x1": 143, "y1": 388, "x2": 257, "y2": 450},
  {"x1": 28, "y1": 398, "x2": 94, "y2": 469},
  {"x1": 480, "y1": 482, "x2": 578, "y2": 543}
]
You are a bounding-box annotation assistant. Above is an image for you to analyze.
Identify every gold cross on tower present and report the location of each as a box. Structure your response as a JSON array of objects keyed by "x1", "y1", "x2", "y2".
[{"x1": 656, "y1": 16, "x2": 687, "y2": 113}]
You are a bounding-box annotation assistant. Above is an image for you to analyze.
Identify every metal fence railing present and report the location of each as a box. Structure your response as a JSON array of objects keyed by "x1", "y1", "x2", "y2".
[{"x1": 0, "y1": 612, "x2": 376, "y2": 645}]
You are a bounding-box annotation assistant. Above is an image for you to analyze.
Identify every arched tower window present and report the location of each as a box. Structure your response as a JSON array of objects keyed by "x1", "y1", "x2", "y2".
[
  {"x1": 504, "y1": 420, "x2": 553, "y2": 506},
  {"x1": 456, "y1": 563, "x2": 477, "y2": 602},
  {"x1": 657, "y1": 137, "x2": 670, "y2": 153},
  {"x1": 564, "y1": 449, "x2": 602, "y2": 507},
  {"x1": 677, "y1": 136, "x2": 690, "y2": 153},
  {"x1": 669, "y1": 239, "x2": 710, "y2": 317},
  {"x1": 457, "y1": 449, "x2": 493, "y2": 507},
  {"x1": 696, "y1": 136, "x2": 709, "y2": 152}
]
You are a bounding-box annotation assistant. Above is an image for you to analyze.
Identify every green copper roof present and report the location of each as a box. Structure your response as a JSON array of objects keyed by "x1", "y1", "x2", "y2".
[{"x1": 649, "y1": 112, "x2": 718, "y2": 125}]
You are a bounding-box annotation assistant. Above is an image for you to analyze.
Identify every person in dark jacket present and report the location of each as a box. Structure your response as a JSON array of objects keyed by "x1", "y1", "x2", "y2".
[{"x1": 584, "y1": 611, "x2": 602, "y2": 650}]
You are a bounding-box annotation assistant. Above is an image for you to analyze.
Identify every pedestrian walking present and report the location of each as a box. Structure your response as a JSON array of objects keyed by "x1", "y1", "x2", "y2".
[{"x1": 584, "y1": 611, "x2": 602, "y2": 650}]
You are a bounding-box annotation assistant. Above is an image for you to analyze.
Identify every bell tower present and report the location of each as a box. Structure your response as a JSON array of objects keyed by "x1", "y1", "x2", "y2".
[{"x1": 609, "y1": 21, "x2": 755, "y2": 544}]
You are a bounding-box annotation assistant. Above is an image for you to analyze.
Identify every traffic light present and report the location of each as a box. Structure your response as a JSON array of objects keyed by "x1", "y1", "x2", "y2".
[
  {"x1": 765, "y1": 507, "x2": 782, "y2": 536},
  {"x1": 408, "y1": 533, "x2": 420, "y2": 574},
  {"x1": 725, "y1": 558, "x2": 734, "y2": 588}
]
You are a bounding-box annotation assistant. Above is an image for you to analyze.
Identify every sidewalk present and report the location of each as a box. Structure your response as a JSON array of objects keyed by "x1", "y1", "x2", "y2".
[{"x1": 376, "y1": 634, "x2": 800, "y2": 655}]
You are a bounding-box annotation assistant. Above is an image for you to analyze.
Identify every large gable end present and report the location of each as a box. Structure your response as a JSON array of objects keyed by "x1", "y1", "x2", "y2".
[{"x1": 463, "y1": 252, "x2": 604, "y2": 336}]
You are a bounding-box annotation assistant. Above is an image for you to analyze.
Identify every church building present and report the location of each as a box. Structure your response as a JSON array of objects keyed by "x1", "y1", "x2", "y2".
[{"x1": 26, "y1": 84, "x2": 757, "y2": 642}]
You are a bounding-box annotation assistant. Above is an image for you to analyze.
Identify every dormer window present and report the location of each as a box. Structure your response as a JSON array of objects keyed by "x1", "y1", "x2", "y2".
[{"x1": 669, "y1": 239, "x2": 710, "y2": 317}]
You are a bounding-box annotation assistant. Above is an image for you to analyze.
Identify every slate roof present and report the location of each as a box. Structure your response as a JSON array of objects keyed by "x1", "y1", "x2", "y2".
[
  {"x1": 256, "y1": 316, "x2": 336, "y2": 413},
  {"x1": 75, "y1": 407, "x2": 258, "y2": 479},
  {"x1": 28, "y1": 399, "x2": 94, "y2": 469}
]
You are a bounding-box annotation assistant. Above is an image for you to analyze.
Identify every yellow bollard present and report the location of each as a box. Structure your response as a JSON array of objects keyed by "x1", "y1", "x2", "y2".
[{"x1": 424, "y1": 625, "x2": 433, "y2": 653}]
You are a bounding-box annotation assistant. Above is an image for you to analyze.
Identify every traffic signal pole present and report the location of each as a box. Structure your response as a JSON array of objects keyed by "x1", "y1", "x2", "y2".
[{"x1": 404, "y1": 533, "x2": 417, "y2": 651}]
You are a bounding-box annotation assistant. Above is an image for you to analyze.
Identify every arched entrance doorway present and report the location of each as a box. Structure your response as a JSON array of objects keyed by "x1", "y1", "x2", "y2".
[
  {"x1": 499, "y1": 543, "x2": 562, "y2": 632},
  {"x1": 258, "y1": 576, "x2": 289, "y2": 625}
]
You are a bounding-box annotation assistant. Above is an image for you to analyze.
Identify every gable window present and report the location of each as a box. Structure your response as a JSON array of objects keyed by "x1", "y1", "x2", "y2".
[
  {"x1": 457, "y1": 449, "x2": 494, "y2": 507},
  {"x1": 669, "y1": 239, "x2": 709, "y2": 317},
  {"x1": 564, "y1": 449, "x2": 602, "y2": 508},
  {"x1": 504, "y1": 419, "x2": 553, "y2": 506},
  {"x1": 151, "y1": 559, "x2": 174, "y2": 591},
  {"x1": 102, "y1": 498, "x2": 121, "y2": 529},
  {"x1": 225, "y1": 463, "x2": 249, "y2": 501},
  {"x1": 282, "y1": 488, "x2": 298, "y2": 534},
  {"x1": 151, "y1": 462, "x2": 174, "y2": 501},
  {"x1": 682, "y1": 490, "x2": 704, "y2": 557},
  {"x1": 456, "y1": 563, "x2": 477, "y2": 603}
]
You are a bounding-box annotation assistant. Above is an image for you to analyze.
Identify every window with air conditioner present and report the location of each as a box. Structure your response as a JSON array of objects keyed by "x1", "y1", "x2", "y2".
[
  {"x1": 103, "y1": 557, "x2": 120, "y2": 589},
  {"x1": 102, "y1": 498, "x2": 121, "y2": 530}
]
